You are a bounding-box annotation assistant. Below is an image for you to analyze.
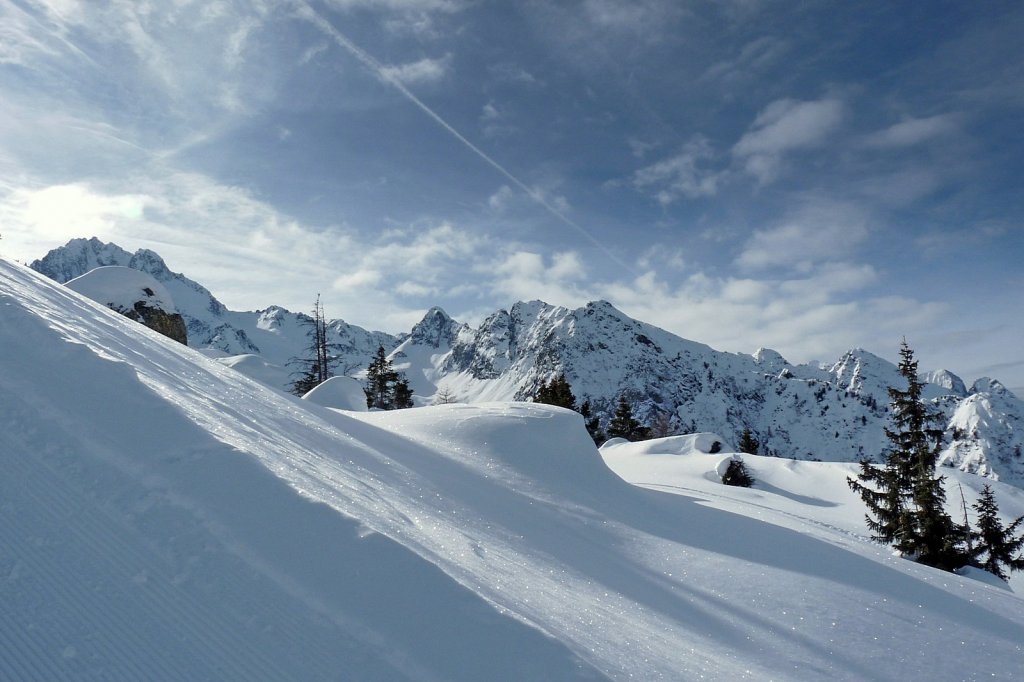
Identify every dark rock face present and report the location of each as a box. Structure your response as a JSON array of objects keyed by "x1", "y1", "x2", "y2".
[{"x1": 122, "y1": 302, "x2": 189, "y2": 345}]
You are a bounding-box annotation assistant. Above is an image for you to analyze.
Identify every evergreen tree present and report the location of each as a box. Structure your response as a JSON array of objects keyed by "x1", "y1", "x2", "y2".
[
  {"x1": 534, "y1": 373, "x2": 577, "y2": 410},
  {"x1": 971, "y1": 484, "x2": 1024, "y2": 580},
  {"x1": 579, "y1": 400, "x2": 606, "y2": 446},
  {"x1": 392, "y1": 377, "x2": 415, "y2": 409},
  {"x1": 738, "y1": 427, "x2": 759, "y2": 455},
  {"x1": 722, "y1": 457, "x2": 754, "y2": 487},
  {"x1": 288, "y1": 295, "x2": 339, "y2": 396},
  {"x1": 848, "y1": 341, "x2": 967, "y2": 570},
  {"x1": 606, "y1": 395, "x2": 647, "y2": 441},
  {"x1": 364, "y1": 345, "x2": 414, "y2": 409}
]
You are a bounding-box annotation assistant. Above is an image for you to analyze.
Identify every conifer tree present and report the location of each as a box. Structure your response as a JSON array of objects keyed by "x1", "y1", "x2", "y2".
[
  {"x1": 606, "y1": 395, "x2": 647, "y2": 441},
  {"x1": 364, "y1": 345, "x2": 414, "y2": 409},
  {"x1": 971, "y1": 484, "x2": 1024, "y2": 580},
  {"x1": 722, "y1": 457, "x2": 754, "y2": 487},
  {"x1": 534, "y1": 373, "x2": 577, "y2": 410},
  {"x1": 288, "y1": 295, "x2": 339, "y2": 396},
  {"x1": 848, "y1": 340, "x2": 967, "y2": 569},
  {"x1": 392, "y1": 377, "x2": 415, "y2": 409},
  {"x1": 738, "y1": 427, "x2": 759, "y2": 455}
]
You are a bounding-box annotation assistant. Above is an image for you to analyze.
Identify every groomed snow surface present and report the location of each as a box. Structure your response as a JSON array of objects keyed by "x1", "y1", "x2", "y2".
[{"x1": 2, "y1": 258, "x2": 1023, "y2": 681}]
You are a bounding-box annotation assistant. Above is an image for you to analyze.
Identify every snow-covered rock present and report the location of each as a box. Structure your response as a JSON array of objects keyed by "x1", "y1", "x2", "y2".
[{"x1": 66, "y1": 266, "x2": 188, "y2": 344}]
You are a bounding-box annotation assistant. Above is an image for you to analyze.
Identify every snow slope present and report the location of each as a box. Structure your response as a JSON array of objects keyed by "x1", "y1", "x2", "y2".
[
  {"x1": 30, "y1": 238, "x2": 1024, "y2": 486},
  {"x1": 4, "y1": 256, "x2": 1024, "y2": 680}
]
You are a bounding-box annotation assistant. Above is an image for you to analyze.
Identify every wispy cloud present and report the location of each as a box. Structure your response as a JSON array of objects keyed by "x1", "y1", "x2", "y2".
[
  {"x1": 631, "y1": 136, "x2": 725, "y2": 204},
  {"x1": 732, "y1": 98, "x2": 844, "y2": 184},
  {"x1": 701, "y1": 36, "x2": 788, "y2": 84},
  {"x1": 379, "y1": 54, "x2": 452, "y2": 85},
  {"x1": 863, "y1": 113, "x2": 960, "y2": 148},
  {"x1": 735, "y1": 200, "x2": 868, "y2": 272}
]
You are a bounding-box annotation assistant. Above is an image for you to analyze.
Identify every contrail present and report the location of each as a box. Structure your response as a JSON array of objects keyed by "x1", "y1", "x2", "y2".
[{"x1": 290, "y1": 1, "x2": 634, "y2": 273}]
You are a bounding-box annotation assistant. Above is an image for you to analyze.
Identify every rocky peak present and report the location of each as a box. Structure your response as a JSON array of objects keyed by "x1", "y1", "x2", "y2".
[
  {"x1": 410, "y1": 307, "x2": 461, "y2": 348},
  {"x1": 753, "y1": 348, "x2": 790, "y2": 372},
  {"x1": 922, "y1": 369, "x2": 968, "y2": 397},
  {"x1": 30, "y1": 237, "x2": 133, "y2": 283}
]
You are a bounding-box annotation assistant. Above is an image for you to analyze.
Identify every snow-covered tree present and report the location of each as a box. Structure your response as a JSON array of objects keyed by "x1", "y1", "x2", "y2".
[
  {"x1": 971, "y1": 484, "x2": 1024, "y2": 580},
  {"x1": 722, "y1": 457, "x2": 754, "y2": 487},
  {"x1": 848, "y1": 341, "x2": 967, "y2": 570}
]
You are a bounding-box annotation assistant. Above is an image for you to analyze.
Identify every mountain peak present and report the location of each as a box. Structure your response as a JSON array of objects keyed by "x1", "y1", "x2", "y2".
[{"x1": 410, "y1": 306, "x2": 461, "y2": 348}]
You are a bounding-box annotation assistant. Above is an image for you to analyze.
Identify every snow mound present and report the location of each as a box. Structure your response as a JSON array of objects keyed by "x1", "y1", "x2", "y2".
[
  {"x1": 216, "y1": 353, "x2": 291, "y2": 392},
  {"x1": 601, "y1": 432, "x2": 730, "y2": 456},
  {"x1": 66, "y1": 265, "x2": 177, "y2": 313},
  {"x1": 302, "y1": 376, "x2": 369, "y2": 411}
]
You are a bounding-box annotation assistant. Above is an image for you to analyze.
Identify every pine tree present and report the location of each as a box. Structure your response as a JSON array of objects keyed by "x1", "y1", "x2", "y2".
[
  {"x1": 606, "y1": 395, "x2": 647, "y2": 441},
  {"x1": 392, "y1": 377, "x2": 414, "y2": 409},
  {"x1": 722, "y1": 457, "x2": 754, "y2": 487},
  {"x1": 971, "y1": 484, "x2": 1024, "y2": 580},
  {"x1": 738, "y1": 427, "x2": 759, "y2": 455},
  {"x1": 288, "y1": 295, "x2": 339, "y2": 396},
  {"x1": 364, "y1": 345, "x2": 414, "y2": 409},
  {"x1": 848, "y1": 340, "x2": 967, "y2": 569},
  {"x1": 534, "y1": 374, "x2": 577, "y2": 410}
]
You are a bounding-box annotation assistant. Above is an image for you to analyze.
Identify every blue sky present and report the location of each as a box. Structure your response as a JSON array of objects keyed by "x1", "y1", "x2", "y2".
[{"x1": 1, "y1": 0, "x2": 1022, "y2": 391}]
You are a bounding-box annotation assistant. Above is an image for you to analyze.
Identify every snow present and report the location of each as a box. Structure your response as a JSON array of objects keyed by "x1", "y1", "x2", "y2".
[
  {"x1": 302, "y1": 376, "x2": 369, "y2": 411},
  {"x1": 32, "y1": 239, "x2": 1024, "y2": 486},
  {"x1": 3, "y1": 256, "x2": 1024, "y2": 680},
  {"x1": 65, "y1": 265, "x2": 178, "y2": 314}
]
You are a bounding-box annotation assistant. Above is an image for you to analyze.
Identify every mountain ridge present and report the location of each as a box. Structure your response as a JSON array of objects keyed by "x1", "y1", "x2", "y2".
[{"x1": 30, "y1": 237, "x2": 1024, "y2": 486}]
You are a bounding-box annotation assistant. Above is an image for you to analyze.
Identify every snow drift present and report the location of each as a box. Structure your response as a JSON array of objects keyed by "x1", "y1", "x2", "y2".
[{"x1": 2, "y1": 257, "x2": 1023, "y2": 680}]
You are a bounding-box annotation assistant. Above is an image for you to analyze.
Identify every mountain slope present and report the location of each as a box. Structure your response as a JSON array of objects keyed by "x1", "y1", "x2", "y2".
[
  {"x1": 30, "y1": 238, "x2": 1024, "y2": 486},
  {"x1": 3, "y1": 256, "x2": 1024, "y2": 679}
]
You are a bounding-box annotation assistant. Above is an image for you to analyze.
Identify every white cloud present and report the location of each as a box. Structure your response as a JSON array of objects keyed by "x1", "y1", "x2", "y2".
[
  {"x1": 479, "y1": 100, "x2": 517, "y2": 138},
  {"x1": 734, "y1": 201, "x2": 869, "y2": 272},
  {"x1": 590, "y1": 264, "x2": 943, "y2": 372},
  {"x1": 581, "y1": 0, "x2": 685, "y2": 37},
  {"x1": 631, "y1": 136, "x2": 724, "y2": 204},
  {"x1": 863, "y1": 113, "x2": 959, "y2": 148},
  {"x1": 701, "y1": 36, "x2": 788, "y2": 84},
  {"x1": 732, "y1": 98, "x2": 844, "y2": 184},
  {"x1": 379, "y1": 54, "x2": 452, "y2": 85},
  {"x1": 488, "y1": 185, "x2": 516, "y2": 211},
  {"x1": 486, "y1": 251, "x2": 591, "y2": 306},
  {"x1": 488, "y1": 62, "x2": 540, "y2": 86}
]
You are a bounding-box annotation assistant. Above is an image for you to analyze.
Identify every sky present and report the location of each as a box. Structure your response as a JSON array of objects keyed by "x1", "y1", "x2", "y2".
[{"x1": 1, "y1": 0, "x2": 1022, "y2": 392}]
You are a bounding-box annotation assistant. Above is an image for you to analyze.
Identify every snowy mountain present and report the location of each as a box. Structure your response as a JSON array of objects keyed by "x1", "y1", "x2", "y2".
[
  {"x1": 4, "y1": 254, "x2": 1024, "y2": 680},
  {"x1": 30, "y1": 237, "x2": 397, "y2": 371},
  {"x1": 31, "y1": 238, "x2": 1024, "y2": 486}
]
